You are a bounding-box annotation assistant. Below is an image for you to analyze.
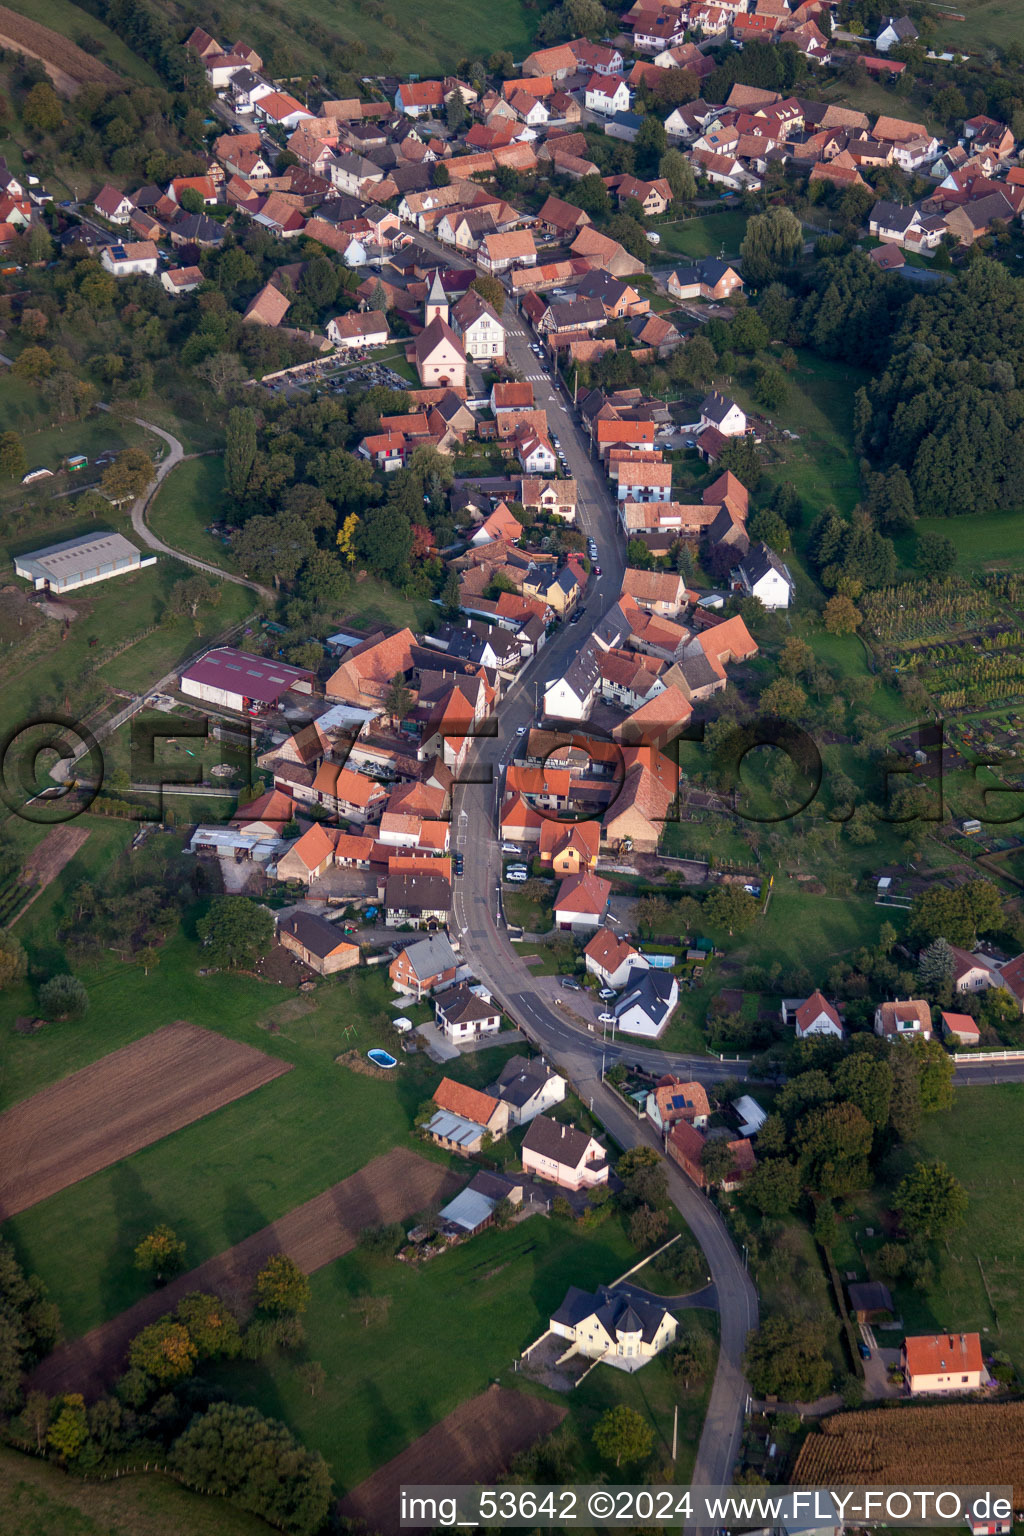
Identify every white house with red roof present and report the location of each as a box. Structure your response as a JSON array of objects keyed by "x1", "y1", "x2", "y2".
[
  {"x1": 874, "y1": 998, "x2": 932, "y2": 1041},
  {"x1": 784, "y1": 990, "x2": 844, "y2": 1039},
  {"x1": 939, "y1": 1010, "x2": 980, "y2": 1045},
  {"x1": 553, "y1": 870, "x2": 612, "y2": 930},
  {"x1": 901, "y1": 1332, "x2": 984, "y2": 1394},
  {"x1": 584, "y1": 926, "x2": 646, "y2": 989},
  {"x1": 585, "y1": 75, "x2": 631, "y2": 116},
  {"x1": 93, "y1": 184, "x2": 134, "y2": 224}
]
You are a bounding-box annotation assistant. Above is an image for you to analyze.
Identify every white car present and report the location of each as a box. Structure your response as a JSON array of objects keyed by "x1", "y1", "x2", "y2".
[
  {"x1": 507, "y1": 870, "x2": 528, "y2": 883},
  {"x1": 515, "y1": 725, "x2": 527, "y2": 735},
  {"x1": 598, "y1": 1012, "x2": 616, "y2": 1025},
  {"x1": 598, "y1": 988, "x2": 616, "y2": 1000}
]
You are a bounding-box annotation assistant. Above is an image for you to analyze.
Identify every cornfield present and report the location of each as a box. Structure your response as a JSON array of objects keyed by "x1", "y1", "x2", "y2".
[{"x1": 793, "y1": 1402, "x2": 1024, "y2": 1503}]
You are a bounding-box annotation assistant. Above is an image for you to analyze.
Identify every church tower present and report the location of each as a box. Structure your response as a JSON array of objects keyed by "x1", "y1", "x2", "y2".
[{"x1": 425, "y1": 269, "x2": 449, "y2": 326}]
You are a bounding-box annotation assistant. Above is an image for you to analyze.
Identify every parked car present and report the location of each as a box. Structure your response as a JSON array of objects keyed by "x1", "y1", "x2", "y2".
[
  {"x1": 598, "y1": 988, "x2": 616, "y2": 1000},
  {"x1": 507, "y1": 870, "x2": 528, "y2": 883},
  {"x1": 598, "y1": 1012, "x2": 616, "y2": 1024},
  {"x1": 858, "y1": 1341, "x2": 871, "y2": 1360},
  {"x1": 500, "y1": 841, "x2": 521, "y2": 854},
  {"x1": 560, "y1": 976, "x2": 582, "y2": 991}
]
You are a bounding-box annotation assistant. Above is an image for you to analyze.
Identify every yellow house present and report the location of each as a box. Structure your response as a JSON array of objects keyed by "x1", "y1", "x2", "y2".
[
  {"x1": 549, "y1": 1284, "x2": 677, "y2": 1372},
  {"x1": 522, "y1": 561, "x2": 579, "y2": 616}
]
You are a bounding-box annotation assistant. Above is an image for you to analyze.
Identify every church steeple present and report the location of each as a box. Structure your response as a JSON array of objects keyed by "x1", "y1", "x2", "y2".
[{"x1": 425, "y1": 269, "x2": 448, "y2": 325}]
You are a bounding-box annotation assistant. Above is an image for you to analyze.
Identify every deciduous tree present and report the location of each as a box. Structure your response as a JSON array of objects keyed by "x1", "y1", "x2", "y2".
[{"x1": 593, "y1": 1404, "x2": 654, "y2": 1468}]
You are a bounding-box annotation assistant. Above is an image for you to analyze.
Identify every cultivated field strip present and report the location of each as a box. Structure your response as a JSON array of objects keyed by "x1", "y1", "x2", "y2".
[
  {"x1": 793, "y1": 1402, "x2": 1024, "y2": 1503},
  {"x1": 0, "y1": 1022, "x2": 292, "y2": 1220},
  {"x1": 339, "y1": 1387, "x2": 567, "y2": 1532},
  {"x1": 28, "y1": 1148, "x2": 461, "y2": 1398}
]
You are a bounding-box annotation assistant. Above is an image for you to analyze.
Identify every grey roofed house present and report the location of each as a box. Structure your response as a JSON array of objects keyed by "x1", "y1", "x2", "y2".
[
  {"x1": 737, "y1": 541, "x2": 795, "y2": 595},
  {"x1": 573, "y1": 269, "x2": 631, "y2": 307},
  {"x1": 385, "y1": 871, "x2": 452, "y2": 915},
  {"x1": 171, "y1": 211, "x2": 225, "y2": 245},
  {"x1": 521, "y1": 1114, "x2": 607, "y2": 1173},
  {"x1": 557, "y1": 642, "x2": 601, "y2": 704},
  {"x1": 489, "y1": 1054, "x2": 561, "y2": 1109},
  {"x1": 614, "y1": 966, "x2": 676, "y2": 1030},
  {"x1": 312, "y1": 192, "x2": 369, "y2": 224},
  {"x1": 435, "y1": 982, "x2": 499, "y2": 1029},
  {"x1": 131, "y1": 184, "x2": 164, "y2": 209},
  {"x1": 399, "y1": 931, "x2": 457, "y2": 977},
  {"x1": 699, "y1": 389, "x2": 741, "y2": 427},
  {"x1": 592, "y1": 602, "x2": 631, "y2": 650},
  {"x1": 552, "y1": 1284, "x2": 673, "y2": 1347},
  {"x1": 14, "y1": 531, "x2": 155, "y2": 592},
  {"x1": 545, "y1": 296, "x2": 607, "y2": 329},
  {"x1": 277, "y1": 909, "x2": 351, "y2": 960},
  {"x1": 869, "y1": 199, "x2": 919, "y2": 235}
]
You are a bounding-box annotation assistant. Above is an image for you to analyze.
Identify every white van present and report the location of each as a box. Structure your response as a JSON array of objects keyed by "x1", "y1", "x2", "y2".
[{"x1": 507, "y1": 870, "x2": 528, "y2": 883}]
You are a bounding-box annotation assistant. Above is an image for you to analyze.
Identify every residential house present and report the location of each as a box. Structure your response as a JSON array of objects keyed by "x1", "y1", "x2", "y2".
[
  {"x1": 521, "y1": 1115, "x2": 609, "y2": 1190},
  {"x1": 276, "y1": 910, "x2": 360, "y2": 975},
  {"x1": 874, "y1": 998, "x2": 933, "y2": 1041},
  {"x1": 514, "y1": 426, "x2": 556, "y2": 476},
  {"x1": 161, "y1": 266, "x2": 203, "y2": 296},
  {"x1": 646, "y1": 1076, "x2": 711, "y2": 1133},
  {"x1": 243, "y1": 282, "x2": 291, "y2": 327},
  {"x1": 435, "y1": 981, "x2": 502, "y2": 1043},
  {"x1": 93, "y1": 184, "x2": 134, "y2": 224},
  {"x1": 253, "y1": 92, "x2": 314, "y2": 130},
  {"x1": 538, "y1": 819, "x2": 601, "y2": 876},
  {"x1": 585, "y1": 927, "x2": 647, "y2": 989},
  {"x1": 100, "y1": 241, "x2": 159, "y2": 277},
  {"x1": 700, "y1": 390, "x2": 747, "y2": 437},
  {"x1": 585, "y1": 75, "x2": 631, "y2": 116},
  {"x1": 389, "y1": 932, "x2": 459, "y2": 997},
  {"x1": 488, "y1": 1054, "x2": 566, "y2": 1126},
  {"x1": 325, "y1": 627, "x2": 418, "y2": 710},
  {"x1": 613, "y1": 967, "x2": 678, "y2": 1038},
  {"x1": 785, "y1": 990, "x2": 844, "y2": 1039},
  {"x1": 549, "y1": 1285, "x2": 677, "y2": 1370},
  {"x1": 451, "y1": 289, "x2": 506, "y2": 361},
  {"x1": 426, "y1": 1077, "x2": 510, "y2": 1155},
  {"x1": 521, "y1": 477, "x2": 578, "y2": 523},
  {"x1": 544, "y1": 642, "x2": 600, "y2": 719},
  {"x1": 384, "y1": 868, "x2": 451, "y2": 928},
  {"x1": 736, "y1": 543, "x2": 795, "y2": 609},
  {"x1": 875, "y1": 14, "x2": 918, "y2": 50},
  {"x1": 901, "y1": 1333, "x2": 984, "y2": 1394},
  {"x1": 668, "y1": 258, "x2": 743, "y2": 302},
  {"x1": 480, "y1": 229, "x2": 537, "y2": 273},
  {"x1": 553, "y1": 869, "x2": 612, "y2": 931}
]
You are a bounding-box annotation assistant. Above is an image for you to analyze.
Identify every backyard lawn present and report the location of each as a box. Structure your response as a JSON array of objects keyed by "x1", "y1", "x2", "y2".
[{"x1": 653, "y1": 211, "x2": 748, "y2": 261}]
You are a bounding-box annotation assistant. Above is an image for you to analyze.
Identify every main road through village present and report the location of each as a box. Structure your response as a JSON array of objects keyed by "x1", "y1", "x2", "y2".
[{"x1": 449, "y1": 289, "x2": 760, "y2": 1497}]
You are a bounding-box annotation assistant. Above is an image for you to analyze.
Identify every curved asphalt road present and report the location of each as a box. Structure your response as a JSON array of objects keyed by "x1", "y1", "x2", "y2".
[{"x1": 103, "y1": 404, "x2": 274, "y2": 601}]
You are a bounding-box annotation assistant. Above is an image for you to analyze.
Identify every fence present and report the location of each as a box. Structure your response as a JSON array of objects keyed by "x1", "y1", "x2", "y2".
[{"x1": 953, "y1": 1048, "x2": 1024, "y2": 1063}]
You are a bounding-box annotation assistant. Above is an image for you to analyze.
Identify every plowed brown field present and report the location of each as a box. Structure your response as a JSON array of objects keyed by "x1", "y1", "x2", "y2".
[
  {"x1": 0, "y1": 1022, "x2": 291, "y2": 1220},
  {"x1": 339, "y1": 1387, "x2": 567, "y2": 1534},
  {"x1": 0, "y1": 6, "x2": 119, "y2": 89},
  {"x1": 29, "y1": 1148, "x2": 460, "y2": 1399}
]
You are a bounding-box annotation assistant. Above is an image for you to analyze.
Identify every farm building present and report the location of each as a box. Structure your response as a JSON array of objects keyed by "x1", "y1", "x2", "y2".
[
  {"x1": 276, "y1": 910, "x2": 359, "y2": 975},
  {"x1": 180, "y1": 647, "x2": 316, "y2": 714},
  {"x1": 14, "y1": 532, "x2": 156, "y2": 593}
]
